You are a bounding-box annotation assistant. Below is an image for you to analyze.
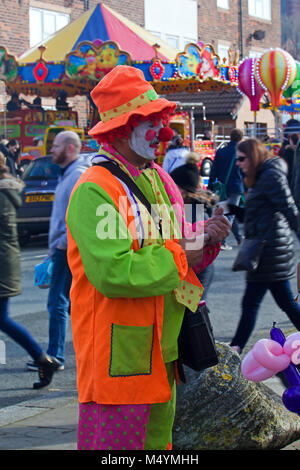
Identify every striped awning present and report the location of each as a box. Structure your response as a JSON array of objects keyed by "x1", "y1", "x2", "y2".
[{"x1": 19, "y1": 2, "x2": 179, "y2": 64}]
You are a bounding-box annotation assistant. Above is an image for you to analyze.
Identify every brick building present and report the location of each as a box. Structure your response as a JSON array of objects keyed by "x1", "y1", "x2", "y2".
[
  {"x1": 0, "y1": 0, "x2": 282, "y2": 137},
  {"x1": 0, "y1": 0, "x2": 144, "y2": 57},
  {"x1": 281, "y1": 0, "x2": 300, "y2": 60},
  {"x1": 196, "y1": 0, "x2": 281, "y2": 62}
]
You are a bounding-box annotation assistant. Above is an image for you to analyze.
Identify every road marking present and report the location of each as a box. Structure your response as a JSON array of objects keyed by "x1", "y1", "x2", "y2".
[{"x1": 21, "y1": 254, "x2": 48, "y2": 262}]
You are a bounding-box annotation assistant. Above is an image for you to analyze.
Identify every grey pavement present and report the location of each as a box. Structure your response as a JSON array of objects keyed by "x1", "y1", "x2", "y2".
[
  {"x1": 1, "y1": 232, "x2": 300, "y2": 450},
  {"x1": 0, "y1": 350, "x2": 299, "y2": 451}
]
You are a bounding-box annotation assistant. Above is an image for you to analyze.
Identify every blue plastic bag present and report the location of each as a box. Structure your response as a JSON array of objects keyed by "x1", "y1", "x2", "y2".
[{"x1": 34, "y1": 257, "x2": 53, "y2": 289}]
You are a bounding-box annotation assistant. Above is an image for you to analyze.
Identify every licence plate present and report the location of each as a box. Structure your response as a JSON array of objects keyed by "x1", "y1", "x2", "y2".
[{"x1": 25, "y1": 194, "x2": 54, "y2": 203}]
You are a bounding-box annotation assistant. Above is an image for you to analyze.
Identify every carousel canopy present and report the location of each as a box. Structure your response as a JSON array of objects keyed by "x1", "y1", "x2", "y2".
[{"x1": 18, "y1": 2, "x2": 179, "y2": 64}]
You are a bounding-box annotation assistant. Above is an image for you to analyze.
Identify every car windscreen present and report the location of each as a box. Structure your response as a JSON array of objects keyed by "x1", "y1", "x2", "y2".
[{"x1": 23, "y1": 159, "x2": 60, "y2": 181}]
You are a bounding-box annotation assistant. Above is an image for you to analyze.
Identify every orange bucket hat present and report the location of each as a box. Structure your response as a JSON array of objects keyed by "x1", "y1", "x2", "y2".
[{"x1": 88, "y1": 65, "x2": 176, "y2": 137}]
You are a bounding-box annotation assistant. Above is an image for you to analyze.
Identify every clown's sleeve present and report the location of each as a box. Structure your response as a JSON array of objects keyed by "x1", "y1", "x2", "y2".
[
  {"x1": 66, "y1": 180, "x2": 188, "y2": 299},
  {"x1": 190, "y1": 219, "x2": 221, "y2": 273}
]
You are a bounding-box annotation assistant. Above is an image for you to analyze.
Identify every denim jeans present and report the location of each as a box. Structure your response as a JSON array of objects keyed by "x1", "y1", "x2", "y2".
[
  {"x1": 197, "y1": 264, "x2": 215, "y2": 301},
  {"x1": 231, "y1": 280, "x2": 300, "y2": 351},
  {"x1": 0, "y1": 297, "x2": 43, "y2": 360},
  {"x1": 225, "y1": 193, "x2": 243, "y2": 243},
  {"x1": 47, "y1": 248, "x2": 72, "y2": 364}
]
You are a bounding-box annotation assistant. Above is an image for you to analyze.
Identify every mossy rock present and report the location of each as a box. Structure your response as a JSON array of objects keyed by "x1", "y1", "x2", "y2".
[{"x1": 173, "y1": 342, "x2": 300, "y2": 450}]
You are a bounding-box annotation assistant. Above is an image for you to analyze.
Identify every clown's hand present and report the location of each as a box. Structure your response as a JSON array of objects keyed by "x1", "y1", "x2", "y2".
[{"x1": 205, "y1": 207, "x2": 231, "y2": 244}]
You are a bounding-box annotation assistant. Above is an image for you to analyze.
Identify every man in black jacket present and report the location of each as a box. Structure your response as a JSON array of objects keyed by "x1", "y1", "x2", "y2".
[
  {"x1": 5, "y1": 139, "x2": 21, "y2": 178},
  {"x1": 208, "y1": 128, "x2": 244, "y2": 249}
]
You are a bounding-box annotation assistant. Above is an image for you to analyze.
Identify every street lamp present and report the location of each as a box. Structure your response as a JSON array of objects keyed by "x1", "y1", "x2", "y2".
[{"x1": 247, "y1": 29, "x2": 266, "y2": 44}]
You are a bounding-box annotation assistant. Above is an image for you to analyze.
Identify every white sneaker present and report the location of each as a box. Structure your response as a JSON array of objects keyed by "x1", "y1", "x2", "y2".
[{"x1": 221, "y1": 242, "x2": 232, "y2": 251}]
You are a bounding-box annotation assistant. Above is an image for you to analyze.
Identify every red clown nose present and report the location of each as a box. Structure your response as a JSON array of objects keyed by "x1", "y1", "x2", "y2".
[{"x1": 158, "y1": 127, "x2": 173, "y2": 142}]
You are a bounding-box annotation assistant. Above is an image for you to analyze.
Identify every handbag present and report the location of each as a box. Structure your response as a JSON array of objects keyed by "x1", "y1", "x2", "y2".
[
  {"x1": 94, "y1": 161, "x2": 219, "y2": 379},
  {"x1": 232, "y1": 238, "x2": 265, "y2": 272},
  {"x1": 178, "y1": 300, "x2": 218, "y2": 378},
  {"x1": 232, "y1": 219, "x2": 275, "y2": 272},
  {"x1": 34, "y1": 256, "x2": 53, "y2": 289},
  {"x1": 212, "y1": 152, "x2": 236, "y2": 202}
]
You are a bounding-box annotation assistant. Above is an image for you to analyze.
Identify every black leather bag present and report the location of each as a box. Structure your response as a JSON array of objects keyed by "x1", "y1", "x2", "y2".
[
  {"x1": 177, "y1": 301, "x2": 218, "y2": 381},
  {"x1": 232, "y1": 238, "x2": 265, "y2": 272}
]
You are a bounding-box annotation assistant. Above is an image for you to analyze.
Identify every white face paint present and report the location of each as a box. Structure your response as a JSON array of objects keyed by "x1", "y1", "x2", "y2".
[{"x1": 128, "y1": 120, "x2": 163, "y2": 160}]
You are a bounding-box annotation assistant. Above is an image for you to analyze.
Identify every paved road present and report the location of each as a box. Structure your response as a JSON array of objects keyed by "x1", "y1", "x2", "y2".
[
  {"x1": 208, "y1": 232, "x2": 300, "y2": 344},
  {"x1": 1, "y1": 230, "x2": 300, "y2": 410}
]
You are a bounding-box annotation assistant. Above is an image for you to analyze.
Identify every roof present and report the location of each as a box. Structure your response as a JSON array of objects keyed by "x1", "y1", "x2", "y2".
[
  {"x1": 160, "y1": 87, "x2": 244, "y2": 120},
  {"x1": 19, "y1": 2, "x2": 179, "y2": 63}
]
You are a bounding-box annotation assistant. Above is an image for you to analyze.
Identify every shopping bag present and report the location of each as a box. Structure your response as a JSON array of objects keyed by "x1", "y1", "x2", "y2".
[{"x1": 34, "y1": 256, "x2": 53, "y2": 289}]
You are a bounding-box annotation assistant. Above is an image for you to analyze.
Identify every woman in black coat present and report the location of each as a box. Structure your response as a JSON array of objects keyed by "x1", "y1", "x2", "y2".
[
  {"x1": 230, "y1": 139, "x2": 300, "y2": 353},
  {"x1": 0, "y1": 153, "x2": 59, "y2": 388},
  {"x1": 170, "y1": 160, "x2": 219, "y2": 300}
]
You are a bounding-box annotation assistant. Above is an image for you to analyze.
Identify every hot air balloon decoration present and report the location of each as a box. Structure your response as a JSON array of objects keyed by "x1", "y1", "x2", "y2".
[
  {"x1": 237, "y1": 57, "x2": 265, "y2": 112},
  {"x1": 255, "y1": 48, "x2": 297, "y2": 110}
]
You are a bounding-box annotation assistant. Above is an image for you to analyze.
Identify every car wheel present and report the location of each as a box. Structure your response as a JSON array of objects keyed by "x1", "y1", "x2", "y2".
[{"x1": 200, "y1": 159, "x2": 212, "y2": 176}]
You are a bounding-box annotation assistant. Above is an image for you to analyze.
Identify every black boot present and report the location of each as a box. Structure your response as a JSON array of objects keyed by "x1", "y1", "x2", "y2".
[{"x1": 33, "y1": 354, "x2": 60, "y2": 389}]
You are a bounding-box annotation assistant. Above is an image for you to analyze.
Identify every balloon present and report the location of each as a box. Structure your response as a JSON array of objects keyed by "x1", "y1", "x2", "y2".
[
  {"x1": 241, "y1": 350, "x2": 282, "y2": 382},
  {"x1": 282, "y1": 386, "x2": 300, "y2": 414},
  {"x1": 283, "y1": 332, "x2": 300, "y2": 364},
  {"x1": 237, "y1": 57, "x2": 265, "y2": 111},
  {"x1": 283, "y1": 61, "x2": 300, "y2": 99},
  {"x1": 270, "y1": 325, "x2": 300, "y2": 387},
  {"x1": 255, "y1": 48, "x2": 297, "y2": 108},
  {"x1": 241, "y1": 324, "x2": 300, "y2": 416},
  {"x1": 241, "y1": 339, "x2": 290, "y2": 382}
]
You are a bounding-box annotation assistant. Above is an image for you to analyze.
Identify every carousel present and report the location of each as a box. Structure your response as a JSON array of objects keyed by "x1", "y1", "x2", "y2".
[{"x1": 0, "y1": 2, "x2": 298, "y2": 162}]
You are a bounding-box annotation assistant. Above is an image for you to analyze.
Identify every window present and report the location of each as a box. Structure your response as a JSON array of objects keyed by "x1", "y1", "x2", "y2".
[
  {"x1": 184, "y1": 38, "x2": 197, "y2": 47},
  {"x1": 218, "y1": 43, "x2": 230, "y2": 64},
  {"x1": 29, "y1": 7, "x2": 70, "y2": 47},
  {"x1": 244, "y1": 122, "x2": 267, "y2": 138},
  {"x1": 145, "y1": 0, "x2": 197, "y2": 51},
  {"x1": 217, "y1": 0, "x2": 229, "y2": 9},
  {"x1": 165, "y1": 35, "x2": 179, "y2": 49},
  {"x1": 248, "y1": 0, "x2": 271, "y2": 20},
  {"x1": 147, "y1": 30, "x2": 161, "y2": 39}
]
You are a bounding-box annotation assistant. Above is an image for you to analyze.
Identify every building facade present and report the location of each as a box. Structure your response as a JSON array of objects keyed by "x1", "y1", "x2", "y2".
[
  {"x1": 197, "y1": 0, "x2": 281, "y2": 62},
  {"x1": 0, "y1": 0, "x2": 282, "y2": 136},
  {"x1": 0, "y1": 0, "x2": 144, "y2": 57},
  {"x1": 281, "y1": 0, "x2": 300, "y2": 60}
]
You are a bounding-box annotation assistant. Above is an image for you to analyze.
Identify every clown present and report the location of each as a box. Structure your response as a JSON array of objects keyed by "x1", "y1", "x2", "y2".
[{"x1": 66, "y1": 66, "x2": 230, "y2": 450}]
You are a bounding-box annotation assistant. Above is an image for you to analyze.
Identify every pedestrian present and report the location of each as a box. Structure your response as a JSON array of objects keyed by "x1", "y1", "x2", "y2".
[
  {"x1": 208, "y1": 128, "x2": 245, "y2": 250},
  {"x1": 170, "y1": 159, "x2": 219, "y2": 300},
  {"x1": 0, "y1": 152, "x2": 59, "y2": 388},
  {"x1": 291, "y1": 135, "x2": 300, "y2": 216},
  {"x1": 279, "y1": 118, "x2": 300, "y2": 156},
  {"x1": 65, "y1": 65, "x2": 231, "y2": 451},
  {"x1": 5, "y1": 139, "x2": 21, "y2": 178},
  {"x1": 162, "y1": 133, "x2": 190, "y2": 174},
  {"x1": 229, "y1": 138, "x2": 300, "y2": 354},
  {"x1": 26, "y1": 131, "x2": 88, "y2": 372},
  {"x1": 6, "y1": 92, "x2": 21, "y2": 112},
  {"x1": 282, "y1": 133, "x2": 299, "y2": 189}
]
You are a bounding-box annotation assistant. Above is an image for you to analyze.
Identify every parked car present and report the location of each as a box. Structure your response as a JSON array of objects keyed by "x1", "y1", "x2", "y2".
[{"x1": 17, "y1": 154, "x2": 95, "y2": 244}]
